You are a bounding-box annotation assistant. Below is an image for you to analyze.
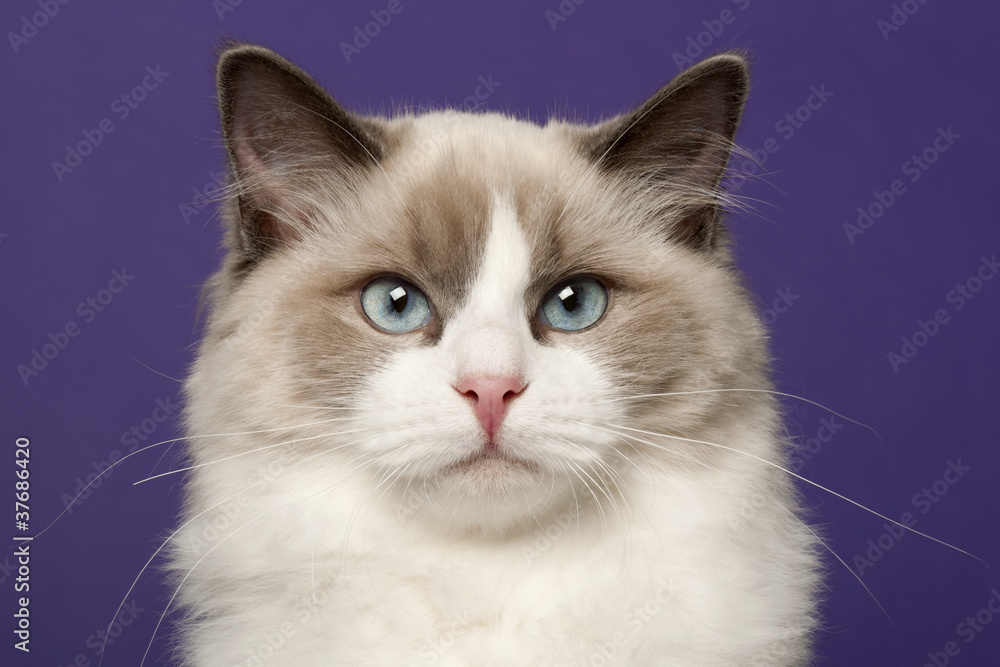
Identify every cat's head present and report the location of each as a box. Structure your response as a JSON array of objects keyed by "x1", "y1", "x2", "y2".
[{"x1": 187, "y1": 44, "x2": 771, "y2": 536}]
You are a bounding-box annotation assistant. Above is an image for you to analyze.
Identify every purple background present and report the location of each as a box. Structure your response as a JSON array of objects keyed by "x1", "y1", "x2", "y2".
[{"x1": 3, "y1": 0, "x2": 999, "y2": 665}]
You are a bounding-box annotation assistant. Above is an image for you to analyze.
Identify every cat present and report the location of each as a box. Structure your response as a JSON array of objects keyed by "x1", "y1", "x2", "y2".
[{"x1": 168, "y1": 42, "x2": 821, "y2": 666}]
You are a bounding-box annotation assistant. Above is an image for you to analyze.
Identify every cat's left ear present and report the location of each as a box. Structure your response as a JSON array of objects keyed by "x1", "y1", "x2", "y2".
[
  {"x1": 582, "y1": 53, "x2": 749, "y2": 251},
  {"x1": 217, "y1": 43, "x2": 386, "y2": 264}
]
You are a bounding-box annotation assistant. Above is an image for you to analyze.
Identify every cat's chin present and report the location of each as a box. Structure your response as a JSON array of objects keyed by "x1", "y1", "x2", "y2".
[
  {"x1": 442, "y1": 450, "x2": 540, "y2": 478},
  {"x1": 394, "y1": 451, "x2": 565, "y2": 536},
  {"x1": 437, "y1": 450, "x2": 543, "y2": 503}
]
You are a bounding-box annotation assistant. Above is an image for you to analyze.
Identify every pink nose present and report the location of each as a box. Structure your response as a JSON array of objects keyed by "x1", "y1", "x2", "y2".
[{"x1": 456, "y1": 376, "x2": 526, "y2": 441}]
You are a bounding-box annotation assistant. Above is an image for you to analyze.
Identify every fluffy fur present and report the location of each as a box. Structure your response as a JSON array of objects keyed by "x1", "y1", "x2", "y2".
[{"x1": 170, "y1": 44, "x2": 821, "y2": 666}]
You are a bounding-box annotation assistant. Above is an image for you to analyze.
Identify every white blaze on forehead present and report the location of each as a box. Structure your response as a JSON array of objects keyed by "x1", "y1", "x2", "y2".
[
  {"x1": 444, "y1": 193, "x2": 533, "y2": 380},
  {"x1": 472, "y1": 194, "x2": 531, "y2": 321}
]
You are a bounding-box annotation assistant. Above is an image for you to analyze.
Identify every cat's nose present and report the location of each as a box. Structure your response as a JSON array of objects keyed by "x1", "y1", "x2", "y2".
[{"x1": 455, "y1": 376, "x2": 526, "y2": 442}]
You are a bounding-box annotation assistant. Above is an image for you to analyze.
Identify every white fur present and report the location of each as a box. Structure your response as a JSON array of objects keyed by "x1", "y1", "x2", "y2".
[
  {"x1": 173, "y1": 177, "x2": 817, "y2": 665},
  {"x1": 446, "y1": 195, "x2": 532, "y2": 380}
]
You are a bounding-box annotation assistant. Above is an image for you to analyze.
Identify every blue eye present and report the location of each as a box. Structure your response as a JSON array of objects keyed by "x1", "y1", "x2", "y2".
[
  {"x1": 538, "y1": 276, "x2": 608, "y2": 332},
  {"x1": 360, "y1": 276, "x2": 432, "y2": 333}
]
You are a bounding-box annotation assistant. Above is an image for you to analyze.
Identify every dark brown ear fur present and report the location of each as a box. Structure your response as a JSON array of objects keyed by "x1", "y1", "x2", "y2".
[
  {"x1": 583, "y1": 53, "x2": 749, "y2": 250},
  {"x1": 217, "y1": 43, "x2": 385, "y2": 264}
]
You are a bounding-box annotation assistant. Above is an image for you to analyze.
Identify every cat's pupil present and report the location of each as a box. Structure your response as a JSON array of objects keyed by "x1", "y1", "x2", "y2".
[
  {"x1": 558, "y1": 285, "x2": 578, "y2": 312},
  {"x1": 389, "y1": 285, "x2": 408, "y2": 313}
]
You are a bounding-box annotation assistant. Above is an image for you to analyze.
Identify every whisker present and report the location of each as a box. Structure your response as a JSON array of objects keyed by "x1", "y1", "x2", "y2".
[
  {"x1": 604, "y1": 440, "x2": 650, "y2": 480},
  {"x1": 603, "y1": 427, "x2": 891, "y2": 621},
  {"x1": 566, "y1": 461, "x2": 608, "y2": 530},
  {"x1": 796, "y1": 517, "x2": 892, "y2": 623},
  {"x1": 98, "y1": 481, "x2": 253, "y2": 667},
  {"x1": 590, "y1": 458, "x2": 629, "y2": 513},
  {"x1": 135, "y1": 448, "x2": 377, "y2": 667},
  {"x1": 338, "y1": 460, "x2": 388, "y2": 595},
  {"x1": 99, "y1": 440, "x2": 369, "y2": 666},
  {"x1": 272, "y1": 402, "x2": 355, "y2": 412},
  {"x1": 30, "y1": 415, "x2": 358, "y2": 541},
  {"x1": 128, "y1": 355, "x2": 184, "y2": 383},
  {"x1": 589, "y1": 460, "x2": 625, "y2": 523},
  {"x1": 145, "y1": 437, "x2": 182, "y2": 478},
  {"x1": 139, "y1": 507, "x2": 282, "y2": 667},
  {"x1": 604, "y1": 388, "x2": 881, "y2": 442},
  {"x1": 310, "y1": 543, "x2": 318, "y2": 614},
  {"x1": 576, "y1": 461, "x2": 622, "y2": 523},
  {"x1": 132, "y1": 426, "x2": 367, "y2": 485},
  {"x1": 588, "y1": 458, "x2": 634, "y2": 590},
  {"x1": 592, "y1": 421, "x2": 985, "y2": 565}
]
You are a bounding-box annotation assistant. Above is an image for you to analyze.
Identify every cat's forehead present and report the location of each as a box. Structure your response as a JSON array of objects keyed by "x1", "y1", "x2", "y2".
[
  {"x1": 288, "y1": 112, "x2": 664, "y2": 323},
  {"x1": 339, "y1": 113, "x2": 653, "y2": 309}
]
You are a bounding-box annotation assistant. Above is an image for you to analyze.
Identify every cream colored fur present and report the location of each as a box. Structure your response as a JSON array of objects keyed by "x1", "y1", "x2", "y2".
[{"x1": 169, "y1": 46, "x2": 821, "y2": 666}]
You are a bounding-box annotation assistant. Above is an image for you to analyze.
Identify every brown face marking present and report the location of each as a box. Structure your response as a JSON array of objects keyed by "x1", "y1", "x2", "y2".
[{"x1": 395, "y1": 158, "x2": 493, "y2": 322}]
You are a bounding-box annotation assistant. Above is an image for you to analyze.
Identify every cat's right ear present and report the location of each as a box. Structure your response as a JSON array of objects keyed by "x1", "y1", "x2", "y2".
[
  {"x1": 217, "y1": 43, "x2": 385, "y2": 263},
  {"x1": 579, "y1": 53, "x2": 749, "y2": 251}
]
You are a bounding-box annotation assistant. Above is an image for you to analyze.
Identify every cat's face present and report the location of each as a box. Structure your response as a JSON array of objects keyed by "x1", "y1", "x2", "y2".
[{"x1": 189, "y1": 45, "x2": 768, "y2": 535}]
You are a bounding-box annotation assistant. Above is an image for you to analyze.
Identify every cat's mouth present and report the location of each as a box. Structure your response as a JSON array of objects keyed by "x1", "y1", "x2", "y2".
[{"x1": 443, "y1": 450, "x2": 539, "y2": 476}]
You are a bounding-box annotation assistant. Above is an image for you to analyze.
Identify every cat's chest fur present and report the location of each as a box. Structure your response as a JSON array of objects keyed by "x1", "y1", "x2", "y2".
[
  {"x1": 171, "y1": 43, "x2": 820, "y2": 666},
  {"x1": 177, "y1": 457, "x2": 811, "y2": 666}
]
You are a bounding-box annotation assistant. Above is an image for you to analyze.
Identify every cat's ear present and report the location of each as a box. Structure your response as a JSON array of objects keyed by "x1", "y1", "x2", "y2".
[
  {"x1": 217, "y1": 43, "x2": 385, "y2": 263},
  {"x1": 583, "y1": 53, "x2": 749, "y2": 250}
]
